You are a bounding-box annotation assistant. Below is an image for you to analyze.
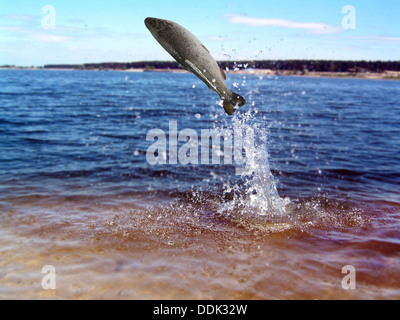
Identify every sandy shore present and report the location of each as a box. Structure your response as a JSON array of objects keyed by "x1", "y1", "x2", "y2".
[
  {"x1": 2, "y1": 67, "x2": 399, "y2": 80},
  {"x1": 124, "y1": 68, "x2": 400, "y2": 80}
]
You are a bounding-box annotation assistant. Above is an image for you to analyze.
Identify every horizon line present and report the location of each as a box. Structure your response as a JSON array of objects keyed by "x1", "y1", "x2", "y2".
[{"x1": 2, "y1": 58, "x2": 400, "y2": 68}]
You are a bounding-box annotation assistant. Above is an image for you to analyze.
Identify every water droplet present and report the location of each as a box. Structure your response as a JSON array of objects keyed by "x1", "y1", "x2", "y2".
[
  {"x1": 203, "y1": 69, "x2": 207, "y2": 73},
  {"x1": 195, "y1": 113, "x2": 201, "y2": 119},
  {"x1": 192, "y1": 84, "x2": 196, "y2": 89},
  {"x1": 212, "y1": 78, "x2": 216, "y2": 83}
]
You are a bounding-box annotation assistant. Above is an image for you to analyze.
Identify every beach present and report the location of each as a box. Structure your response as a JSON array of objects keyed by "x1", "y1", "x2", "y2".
[{"x1": 87, "y1": 68, "x2": 400, "y2": 80}]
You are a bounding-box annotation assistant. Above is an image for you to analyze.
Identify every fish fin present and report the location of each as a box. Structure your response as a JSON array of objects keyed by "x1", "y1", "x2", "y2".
[
  {"x1": 222, "y1": 92, "x2": 246, "y2": 116},
  {"x1": 220, "y1": 68, "x2": 226, "y2": 80}
]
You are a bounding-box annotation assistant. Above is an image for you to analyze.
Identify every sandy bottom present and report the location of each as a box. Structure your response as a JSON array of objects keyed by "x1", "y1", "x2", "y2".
[{"x1": 1, "y1": 192, "x2": 399, "y2": 300}]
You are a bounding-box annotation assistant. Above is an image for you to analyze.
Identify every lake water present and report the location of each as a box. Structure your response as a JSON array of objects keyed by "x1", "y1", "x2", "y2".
[{"x1": 0, "y1": 69, "x2": 399, "y2": 299}]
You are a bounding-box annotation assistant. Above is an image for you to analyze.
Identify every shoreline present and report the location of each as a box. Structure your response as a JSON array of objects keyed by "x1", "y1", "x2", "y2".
[{"x1": 1, "y1": 67, "x2": 400, "y2": 80}]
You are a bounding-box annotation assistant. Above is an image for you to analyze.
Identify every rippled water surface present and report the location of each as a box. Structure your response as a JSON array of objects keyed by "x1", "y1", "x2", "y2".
[{"x1": 0, "y1": 69, "x2": 399, "y2": 299}]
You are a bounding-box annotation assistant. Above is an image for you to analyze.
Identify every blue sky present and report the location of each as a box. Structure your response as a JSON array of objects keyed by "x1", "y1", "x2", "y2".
[{"x1": 0, "y1": 0, "x2": 399, "y2": 66}]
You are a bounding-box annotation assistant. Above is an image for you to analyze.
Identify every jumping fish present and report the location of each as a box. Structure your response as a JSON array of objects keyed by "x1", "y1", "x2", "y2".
[{"x1": 144, "y1": 17, "x2": 246, "y2": 115}]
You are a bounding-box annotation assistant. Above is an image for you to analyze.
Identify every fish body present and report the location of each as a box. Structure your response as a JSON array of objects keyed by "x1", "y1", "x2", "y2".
[{"x1": 145, "y1": 17, "x2": 245, "y2": 115}]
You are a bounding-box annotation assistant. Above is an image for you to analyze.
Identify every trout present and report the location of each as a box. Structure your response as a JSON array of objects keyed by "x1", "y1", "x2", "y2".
[{"x1": 145, "y1": 17, "x2": 246, "y2": 115}]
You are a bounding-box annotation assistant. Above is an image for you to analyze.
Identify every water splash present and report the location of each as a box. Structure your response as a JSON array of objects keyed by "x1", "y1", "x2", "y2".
[{"x1": 219, "y1": 107, "x2": 290, "y2": 217}]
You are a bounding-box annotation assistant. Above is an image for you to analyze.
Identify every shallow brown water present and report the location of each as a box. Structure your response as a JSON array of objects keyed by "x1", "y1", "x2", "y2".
[{"x1": 1, "y1": 192, "x2": 399, "y2": 300}]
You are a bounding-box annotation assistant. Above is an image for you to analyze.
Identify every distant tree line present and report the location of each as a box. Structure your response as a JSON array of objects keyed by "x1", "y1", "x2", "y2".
[
  {"x1": 246, "y1": 60, "x2": 400, "y2": 73},
  {"x1": 42, "y1": 60, "x2": 400, "y2": 72},
  {"x1": 43, "y1": 61, "x2": 181, "y2": 70}
]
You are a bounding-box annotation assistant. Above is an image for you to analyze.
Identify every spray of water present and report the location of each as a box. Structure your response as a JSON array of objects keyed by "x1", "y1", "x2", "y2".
[{"x1": 219, "y1": 106, "x2": 290, "y2": 217}]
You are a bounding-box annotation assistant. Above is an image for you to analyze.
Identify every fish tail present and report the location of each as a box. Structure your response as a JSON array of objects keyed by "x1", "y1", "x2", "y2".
[{"x1": 222, "y1": 92, "x2": 246, "y2": 116}]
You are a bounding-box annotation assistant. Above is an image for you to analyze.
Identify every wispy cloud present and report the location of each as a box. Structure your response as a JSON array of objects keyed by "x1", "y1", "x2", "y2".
[
  {"x1": 32, "y1": 33, "x2": 70, "y2": 43},
  {"x1": 0, "y1": 14, "x2": 36, "y2": 22},
  {"x1": 0, "y1": 15, "x2": 140, "y2": 44},
  {"x1": 226, "y1": 14, "x2": 342, "y2": 34},
  {"x1": 354, "y1": 35, "x2": 400, "y2": 43},
  {"x1": 0, "y1": 24, "x2": 70, "y2": 43}
]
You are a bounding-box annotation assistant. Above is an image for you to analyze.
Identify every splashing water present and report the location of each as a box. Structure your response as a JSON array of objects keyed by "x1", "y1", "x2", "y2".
[{"x1": 219, "y1": 106, "x2": 290, "y2": 217}]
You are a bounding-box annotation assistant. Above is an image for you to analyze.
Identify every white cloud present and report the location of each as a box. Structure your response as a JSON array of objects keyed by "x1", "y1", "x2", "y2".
[
  {"x1": 33, "y1": 33, "x2": 70, "y2": 43},
  {"x1": 384, "y1": 37, "x2": 400, "y2": 42},
  {"x1": 0, "y1": 24, "x2": 69, "y2": 43},
  {"x1": 0, "y1": 14, "x2": 36, "y2": 22},
  {"x1": 226, "y1": 14, "x2": 342, "y2": 34},
  {"x1": 355, "y1": 35, "x2": 400, "y2": 43}
]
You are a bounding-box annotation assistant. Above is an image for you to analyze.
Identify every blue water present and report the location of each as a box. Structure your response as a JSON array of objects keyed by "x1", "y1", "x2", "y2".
[
  {"x1": 1, "y1": 69, "x2": 400, "y2": 299},
  {"x1": 1, "y1": 69, "x2": 399, "y2": 204}
]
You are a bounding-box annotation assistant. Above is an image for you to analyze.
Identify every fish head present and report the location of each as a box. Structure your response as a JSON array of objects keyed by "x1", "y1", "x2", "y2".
[{"x1": 145, "y1": 17, "x2": 173, "y2": 33}]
